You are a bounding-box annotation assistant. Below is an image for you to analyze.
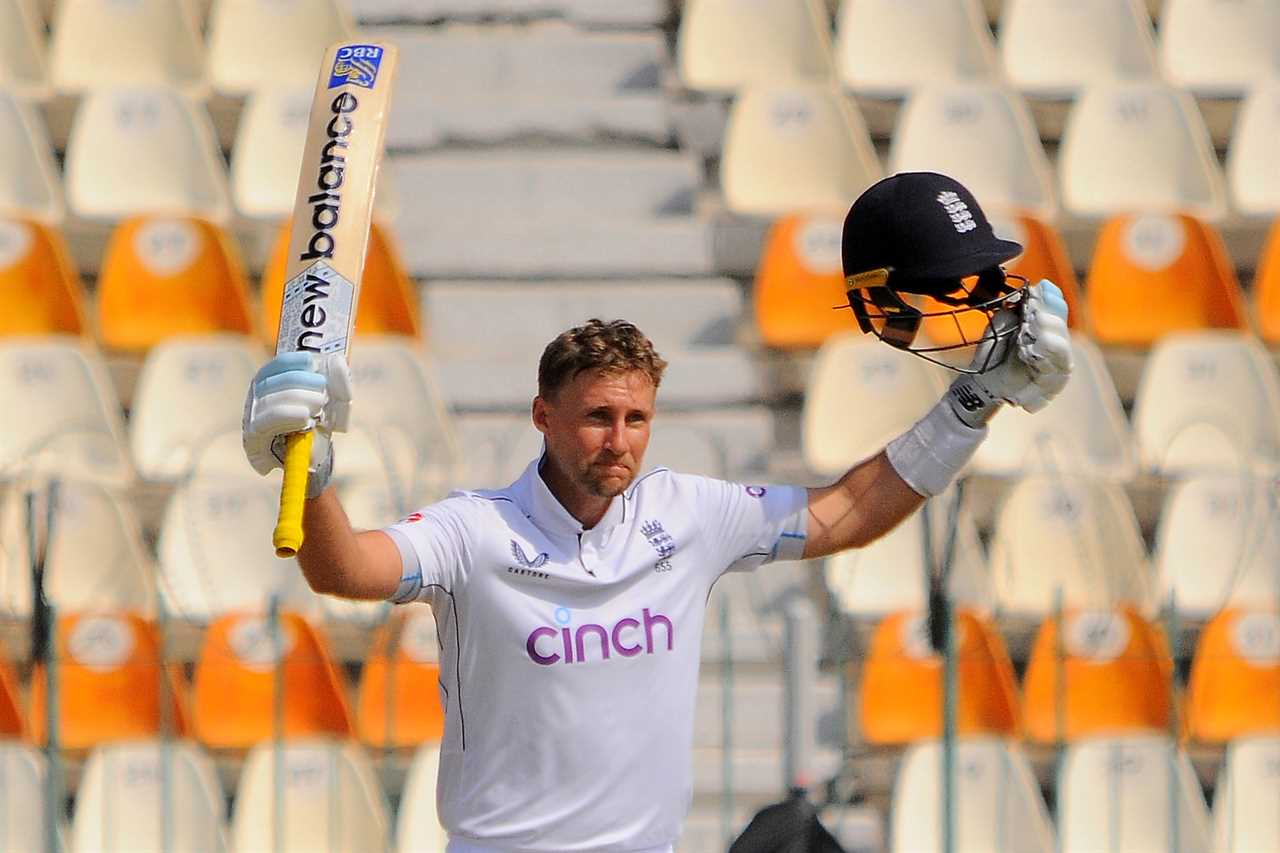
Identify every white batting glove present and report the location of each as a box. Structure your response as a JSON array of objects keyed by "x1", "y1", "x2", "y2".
[
  {"x1": 946, "y1": 279, "x2": 1073, "y2": 428},
  {"x1": 242, "y1": 352, "x2": 353, "y2": 497}
]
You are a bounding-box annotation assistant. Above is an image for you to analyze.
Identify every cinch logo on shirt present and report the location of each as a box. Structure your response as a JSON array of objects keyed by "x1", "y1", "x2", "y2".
[{"x1": 525, "y1": 608, "x2": 674, "y2": 666}]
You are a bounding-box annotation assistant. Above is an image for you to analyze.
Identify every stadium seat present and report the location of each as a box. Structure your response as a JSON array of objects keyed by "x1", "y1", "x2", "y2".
[
  {"x1": 453, "y1": 413, "x2": 546, "y2": 490},
  {"x1": 0, "y1": 743, "x2": 54, "y2": 851},
  {"x1": 0, "y1": 220, "x2": 86, "y2": 338},
  {"x1": 653, "y1": 409, "x2": 775, "y2": 480},
  {"x1": 354, "y1": 0, "x2": 666, "y2": 24},
  {"x1": 1160, "y1": 0, "x2": 1280, "y2": 96},
  {"x1": 642, "y1": 420, "x2": 729, "y2": 479},
  {"x1": 890, "y1": 736, "x2": 1054, "y2": 853},
  {"x1": 721, "y1": 84, "x2": 879, "y2": 218},
  {"x1": 1086, "y1": 215, "x2": 1246, "y2": 346},
  {"x1": 0, "y1": 655, "x2": 21, "y2": 738},
  {"x1": 191, "y1": 612, "x2": 352, "y2": 748},
  {"x1": 230, "y1": 738, "x2": 390, "y2": 852},
  {"x1": 802, "y1": 333, "x2": 945, "y2": 477},
  {"x1": 702, "y1": 571, "x2": 787, "y2": 665},
  {"x1": 207, "y1": 0, "x2": 351, "y2": 96},
  {"x1": 888, "y1": 84, "x2": 1056, "y2": 220},
  {"x1": 0, "y1": 91, "x2": 63, "y2": 224},
  {"x1": 989, "y1": 476, "x2": 1152, "y2": 619},
  {"x1": 974, "y1": 335, "x2": 1136, "y2": 480},
  {"x1": 130, "y1": 335, "x2": 262, "y2": 481},
  {"x1": 64, "y1": 88, "x2": 231, "y2": 223},
  {"x1": 1022, "y1": 608, "x2": 1173, "y2": 743},
  {"x1": 49, "y1": 0, "x2": 205, "y2": 96},
  {"x1": 753, "y1": 214, "x2": 859, "y2": 350},
  {"x1": 1186, "y1": 609, "x2": 1280, "y2": 742},
  {"x1": 835, "y1": 0, "x2": 998, "y2": 97},
  {"x1": 1228, "y1": 82, "x2": 1280, "y2": 218},
  {"x1": 71, "y1": 739, "x2": 228, "y2": 852},
  {"x1": 158, "y1": 473, "x2": 320, "y2": 624},
  {"x1": 999, "y1": 0, "x2": 1158, "y2": 98},
  {"x1": 0, "y1": 0, "x2": 49, "y2": 101},
  {"x1": 1258, "y1": 221, "x2": 1280, "y2": 344},
  {"x1": 97, "y1": 218, "x2": 254, "y2": 352},
  {"x1": 1059, "y1": 83, "x2": 1227, "y2": 221},
  {"x1": 825, "y1": 494, "x2": 991, "y2": 621},
  {"x1": 860, "y1": 610, "x2": 1020, "y2": 745},
  {"x1": 0, "y1": 481, "x2": 155, "y2": 619},
  {"x1": 1133, "y1": 331, "x2": 1280, "y2": 475},
  {"x1": 357, "y1": 609, "x2": 445, "y2": 749},
  {"x1": 676, "y1": 0, "x2": 833, "y2": 94},
  {"x1": 694, "y1": 670, "x2": 842, "y2": 754},
  {"x1": 1059, "y1": 735, "x2": 1212, "y2": 852},
  {"x1": 30, "y1": 613, "x2": 188, "y2": 749},
  {"x1": 261, "y1": 222, "x2": 418, "y2": 343},
  {"x1": 1157, "y1": 476, "x2": 1280, "y2": 620},
  {"x1": 395, "y1": 743, "x2": 447, "y2": 853},
  {"x1": 1214, "y1": 735, "x2": 1280, "y2": 852},
  {"x1": 0, "y1": 337, "x2": 133, "y2": 486}
]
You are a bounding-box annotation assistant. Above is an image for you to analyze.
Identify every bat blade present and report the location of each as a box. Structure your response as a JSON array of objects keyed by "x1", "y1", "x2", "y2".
[{"x1": 272, "y1": 40, "x2": 398, "y2": 558}]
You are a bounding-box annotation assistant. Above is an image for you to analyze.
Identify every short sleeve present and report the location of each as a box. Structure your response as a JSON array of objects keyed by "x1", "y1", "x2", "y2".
[
  {"x1": 381, "y1": 493, "x2": 474, "y2": 603},
  {"x1": 688, "y1": 476, "x2": 809, "y2": 574}
]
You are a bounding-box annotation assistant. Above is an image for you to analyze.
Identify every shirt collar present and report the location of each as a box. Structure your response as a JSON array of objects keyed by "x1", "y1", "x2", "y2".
[{"x1": 513, "y1": 451, "x2": 627, "y2": 539}]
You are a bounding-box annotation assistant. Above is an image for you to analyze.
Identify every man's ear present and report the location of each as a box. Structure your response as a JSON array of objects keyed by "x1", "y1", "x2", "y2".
[{"x1": 531, "y1": 396, "x2": 550, "y2": 435}]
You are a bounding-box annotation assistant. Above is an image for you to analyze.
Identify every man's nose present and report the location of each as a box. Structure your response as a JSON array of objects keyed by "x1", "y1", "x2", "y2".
[{"x1": 604, "y1": 419, "x2": 629, "y2": 453}]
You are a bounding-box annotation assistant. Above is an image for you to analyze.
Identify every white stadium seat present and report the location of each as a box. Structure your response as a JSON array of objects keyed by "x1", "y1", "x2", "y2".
[
  {"x1": 677, "y1": 0, "x2": 833, "y2": 94},
  {"x1": 720, "y1": 83, "x2": 880, "y2": 217},
  {"x1": 453, "y1": 412, "x2": 546, "y2": 490},
  {"x1": 1059, "y1": 735, "x2": 1212, "y2": 853},
  {"x1": 1215, "y1": 736, "x2": 1280, "y2": 852},
  {"x1": 836, "y1": 0, "x2": 998, "y2": 97},
  {"x1": 130, "y1": 334, "x2": 262, "y2": 482},
  {"x1": 230, "y1": 739, "x2": 390, "y2": 853},
  {"x1": 1059, "y1": 83, "x2": 1227, "y2": 221},
  {"x1": 1133, "y1": 332, "x2": 1280, "y2": 476},
  {"x1": 990, "y1": 476, "x2": 1153, "y2": 619},
  {"x1": 229, "y1": 87, "x2": 313, "y2": 219},
  {"x1": 207, "y1": 0, "x2": 351, "y2": 95},
  {"x1": 71, "y1": 740, "x2": 228, "y2": 853},
  {"x1": 0, "y1": 90, "x2": 64, "y2": 224},
  {"x1": 974, "y1": 335, "x2": 1136, "y2": 481},
  {"x1": 396, "y1": 744, "x2": 447, "y2": 853},
  {"x1": 802, "y1": 333, "x2": 946, "y2": 477},
  {"x1": 0, "y1": 479, "x2": 155, "y2": 619},
  {"x1": 49, "y1": 0, "x2": 205, "y2": 96},
  {"x1": 1157, "y1": 475, "x2": 1280, "y2": 620},
  {"x1": 0, "y1": 336, "x2": 133, "y2": 487},
  {"x1": 65, "y1": 88, "x2": 231, "y2": 223},
  {"x1": 0, "y1": 743, "x2": 55, "y2": 852},
  {"x1": 692, "y1": 744, "x2": 842, "y2": 801},
  {"x1": 1228, "y1": 82, "x2": 1280, "y2": 218},
  {"x1": 1160, "y1": 0, "x2": 1280, "y2": 97},
  {"x1": 157, "y1": 472, "x2": 320, "y2": 624},
  {"x1": 891, "y1": 737, "x2": 1054, "y2": 853},
  {"x1": 642, "y1": 421, "x2": 727, "y2": 479},
  {"x1": 0, "y1": 0, "x2": 49, "y2": 101},
  {"x1": 999, "y1": 0, "x2": 1158, "y2": 98},
  {"x1": 888, "y1": 84, "x2": 1056, "y2": 220},
  {"x1": 353, "y1": 0, "x2": 668, "y2": 25}
]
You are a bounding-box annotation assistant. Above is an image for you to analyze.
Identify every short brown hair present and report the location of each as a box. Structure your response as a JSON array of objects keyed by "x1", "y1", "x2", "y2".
[{"x1": 537, "y1": 319, "x2": 667, "y2": 400}]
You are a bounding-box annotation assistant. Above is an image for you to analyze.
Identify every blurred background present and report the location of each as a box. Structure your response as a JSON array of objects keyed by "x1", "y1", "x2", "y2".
[{"x1": 1, "y1": 0, "x2": 1279, "y2": 851}]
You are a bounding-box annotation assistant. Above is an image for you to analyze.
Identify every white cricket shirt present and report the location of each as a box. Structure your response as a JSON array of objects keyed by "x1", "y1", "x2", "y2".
[{"x1": 383, "y1": 455, "x2": 808, "y2": 853}]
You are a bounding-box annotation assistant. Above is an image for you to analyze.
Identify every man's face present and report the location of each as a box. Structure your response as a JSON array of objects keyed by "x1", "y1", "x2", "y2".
[{"x1": 533, "y1": 368, "x2": 656, "y2": 499}]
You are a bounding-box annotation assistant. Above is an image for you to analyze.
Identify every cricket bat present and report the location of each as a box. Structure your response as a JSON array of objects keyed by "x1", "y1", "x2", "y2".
[{"x1": 272, "y1": 40, "x2": 398, "y2": 558}]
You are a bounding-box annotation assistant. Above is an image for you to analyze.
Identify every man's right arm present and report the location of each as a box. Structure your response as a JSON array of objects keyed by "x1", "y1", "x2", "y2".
[{"x1": 296, "y1": 486, "x2": 404, "y2": 601}]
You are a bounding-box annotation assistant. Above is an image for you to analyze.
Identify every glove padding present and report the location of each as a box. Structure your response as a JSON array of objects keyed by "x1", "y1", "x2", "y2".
[
  {"x1": 242, "y1": 352, "x2": 352, "y2": 495},
  {"x1": 947, "y1": 279, "x2": 1073, "y2": 428}
]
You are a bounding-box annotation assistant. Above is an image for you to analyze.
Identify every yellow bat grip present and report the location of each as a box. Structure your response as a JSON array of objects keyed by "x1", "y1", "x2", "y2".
[{"x1": 273, "y1": 431, "x2": 314, "y2": 558}]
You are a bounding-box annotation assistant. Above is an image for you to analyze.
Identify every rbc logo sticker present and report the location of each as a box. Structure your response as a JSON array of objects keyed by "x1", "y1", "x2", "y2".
[{"x1": 329, "y1": 45, "x2": 384, "y2": 89}]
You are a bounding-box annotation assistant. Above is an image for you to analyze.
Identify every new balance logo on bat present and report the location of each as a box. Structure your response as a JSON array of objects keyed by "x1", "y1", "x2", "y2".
[{"x1": 300, "y1": 92, "x2": 358, "y2": 264}]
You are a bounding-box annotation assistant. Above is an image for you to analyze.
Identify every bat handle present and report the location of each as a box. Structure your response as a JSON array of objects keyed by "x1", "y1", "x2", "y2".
[{"x1": 273, "y1": 431, "x2": 314, "y2": 558}]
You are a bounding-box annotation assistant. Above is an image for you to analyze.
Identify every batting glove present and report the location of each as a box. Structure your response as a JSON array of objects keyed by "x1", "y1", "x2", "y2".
[
  {"x1": 946, "y1": 279, "x2": 1073, "y2": 428},
  {"x1": 242, "y1": 352, "x2": 353, "y2": 497}
]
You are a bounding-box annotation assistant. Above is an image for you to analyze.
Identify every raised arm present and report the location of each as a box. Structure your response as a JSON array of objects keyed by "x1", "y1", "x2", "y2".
[{"x1": 296, "y1": 487, "x2": 403, "y2": 600}]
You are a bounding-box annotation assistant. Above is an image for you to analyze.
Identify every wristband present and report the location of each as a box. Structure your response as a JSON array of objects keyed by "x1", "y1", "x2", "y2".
[{"x1": 885, "y1": 398, "x2": 988, "y2": 497}]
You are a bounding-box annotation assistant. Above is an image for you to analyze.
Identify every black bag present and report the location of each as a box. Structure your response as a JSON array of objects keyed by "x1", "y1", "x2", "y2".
[{"x1": 727, "y1": 789, "x2": 847, "y2": 853}]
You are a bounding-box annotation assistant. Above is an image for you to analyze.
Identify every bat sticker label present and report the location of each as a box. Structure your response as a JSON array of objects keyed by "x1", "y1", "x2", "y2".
[
  {"x1": 279, "y1": 260, "x2": 355, "y2": 354},
  {"x1": 328, "y1": 44, "x2": 385, "y2": 90}
]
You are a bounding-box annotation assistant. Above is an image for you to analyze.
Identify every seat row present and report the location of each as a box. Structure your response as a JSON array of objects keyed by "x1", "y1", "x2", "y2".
[{"x1": 679, "y1": 0, "x2": 1280, "y2": 99}]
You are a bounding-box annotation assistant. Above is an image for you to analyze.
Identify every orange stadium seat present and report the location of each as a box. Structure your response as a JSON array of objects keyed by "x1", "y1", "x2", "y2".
[
  {"x1": 1255, "y1": 219, "x2": 1280, "y2": 344},
  {"x1": 0, "y1": 654, "x2": 23, "y2": 738},
  {"x1": 30, "y1": 612, "x2": 187, "y2": 749},
  {"x1": 357, "y1": 609, "x2": 445, "y2": 749},
  {"x1": 1186, "y1": 609, "x2": 1280, "y2": 743},
  {"x1": 96, "y1": 216, "x2": 254, "y2": 351},
  {"x1": 1086, "y1": 213, "x2": 1246, "y2": 347},
  {"x1": 859, "y1": 610, "x2": 1020, "y2": 745},
  {"x1": 260, "y1": 220, "x2": 419, "y2": 345},
  {"x1": 753, "y1": 214, "x2": 858, "y2": 349},
  {"x1": 0, "y1": 218, "x2": 86, "y2": 337},
  {"x1": 192, "y1": 611, "x2": 352, "y2": 749},
  {"x1": 1022, "y1": 608, "x2": 1173, "y2": 743}
]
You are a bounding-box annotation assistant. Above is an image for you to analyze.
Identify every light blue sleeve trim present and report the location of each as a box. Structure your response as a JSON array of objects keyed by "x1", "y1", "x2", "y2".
[
  {"x1": 770, "y1": 493, "x2": 809, "y2": 563},
  {"x1": 384, "y1": 526, "x2": 424, "y2": 604}
]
